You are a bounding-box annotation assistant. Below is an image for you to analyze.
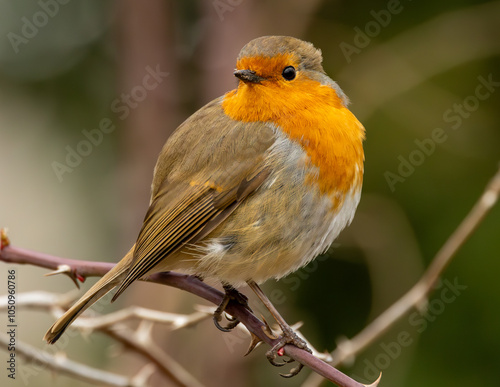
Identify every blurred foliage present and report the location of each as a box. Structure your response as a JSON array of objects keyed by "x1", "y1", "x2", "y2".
[{"x1": 0, "y1": 1, "x2": 499, "y2": 387}]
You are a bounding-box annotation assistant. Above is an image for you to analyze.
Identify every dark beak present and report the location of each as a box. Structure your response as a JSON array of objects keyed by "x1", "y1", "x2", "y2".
[{"x1": 234, "y1": 69, "x2": 265, "y2": 83}]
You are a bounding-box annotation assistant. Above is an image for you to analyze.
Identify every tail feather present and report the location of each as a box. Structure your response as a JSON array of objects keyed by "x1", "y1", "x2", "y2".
[{"x1": 44, "y1": 250, "x2": 133, "y2": 344}]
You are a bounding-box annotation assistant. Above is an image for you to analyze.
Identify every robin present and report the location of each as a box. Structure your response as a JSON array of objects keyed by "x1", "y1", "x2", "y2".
[{"x1": 44, "y1": 35, "x2": 365, "y2": 376}]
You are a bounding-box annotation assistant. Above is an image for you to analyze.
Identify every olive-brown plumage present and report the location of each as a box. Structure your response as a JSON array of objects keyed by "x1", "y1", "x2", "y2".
[{"x1": 44, "y1": 36, "x2": 365, "y2": 345}]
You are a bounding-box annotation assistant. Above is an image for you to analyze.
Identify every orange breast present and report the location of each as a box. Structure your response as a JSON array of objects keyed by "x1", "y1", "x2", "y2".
[{"x1": 222, "y1": 75, "x2": 365, "y2": 209}]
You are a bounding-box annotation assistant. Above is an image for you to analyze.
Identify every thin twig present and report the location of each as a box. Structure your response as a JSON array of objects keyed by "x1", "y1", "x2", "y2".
[
  {"x1": 0, "y1": 332, "x2": 138, "y2": 387},
  {"x1": 104, "y1": 325, "x2": 206, "y2": 387},
  {"x1": 0, "y1": 241, "x2": 371, "y2": 387},
  {"x1": 56, "y1": 305, "x2": 211, "y2": 331},
  {"x1": 302, "y1": 165, "x2": 500, "y2": 387},
  {"x1": 0, "y1": 291, "x2": 206, "y2": 387}
]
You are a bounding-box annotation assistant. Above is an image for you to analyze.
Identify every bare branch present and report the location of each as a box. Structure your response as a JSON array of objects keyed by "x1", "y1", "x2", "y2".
[
  {"x1": 302, "y1": 165, "x2": 500, "y2": 387},
  {"x1": 0, "y1": 290, "x2": 211, "y2": 331},
  {"x1": 0, "y1": 291, "x2": 206, "y2": 387},
  {"x1": 104, "y1": 325, "x2": 206, "y2": 387},
  {"x1": 0, "y1": 332, "x2": 139, "y2": 387},
  {"x1": 61, "y1": 306, "x2": 211, "y2": 331}
]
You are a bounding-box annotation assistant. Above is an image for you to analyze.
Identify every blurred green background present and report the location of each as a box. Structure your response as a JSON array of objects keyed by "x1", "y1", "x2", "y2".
[{"x1": 0, "y1": 1, "x2": 499, "y2": 386}]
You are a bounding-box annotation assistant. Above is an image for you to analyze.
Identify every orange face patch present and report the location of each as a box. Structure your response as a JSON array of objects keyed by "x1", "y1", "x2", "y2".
[
  {"x1": 236, "y1": 54, "x2": 298, "y2": 81},
  {"x1": 223, "y1": 55, "x2": 364, "y2": 207}
]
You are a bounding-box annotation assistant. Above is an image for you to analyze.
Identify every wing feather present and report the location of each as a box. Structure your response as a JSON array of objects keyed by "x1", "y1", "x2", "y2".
[
  {"x1": 112, "y1": 168, "x2": 269, "y2": 301},
  {"x1": 111, "y1": 99, "x2": 276, "y2": 301}
]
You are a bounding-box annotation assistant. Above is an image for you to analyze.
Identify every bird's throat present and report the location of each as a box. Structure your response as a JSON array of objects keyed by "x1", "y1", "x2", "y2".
[{"x1": 222, "y1": 80, "x2": 365, "y2": 209}]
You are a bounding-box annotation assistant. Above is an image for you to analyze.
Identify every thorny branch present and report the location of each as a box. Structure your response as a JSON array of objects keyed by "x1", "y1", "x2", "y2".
[
  {"x1": 0, "y1": 236, "x2": 372, "y2": 387},
  {"x1": 302, "y1": 166, "x2": 500, "y2": 387},
  {"x1": 2, "y1": 166, "x2": 498, "y2": 387}
]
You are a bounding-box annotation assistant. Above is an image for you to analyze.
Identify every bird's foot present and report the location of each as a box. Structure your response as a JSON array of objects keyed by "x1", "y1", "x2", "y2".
[
  {"x1": 213, "y1": 284, "x2": 250, "y2": 332},
  {"x1": 266, "y1": 324, "x2": 311, "y2": 378}
]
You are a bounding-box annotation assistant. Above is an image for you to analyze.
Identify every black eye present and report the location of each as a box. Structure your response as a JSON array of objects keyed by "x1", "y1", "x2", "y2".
[{"x1": 282, "y1": 66, "x2": 296, "y2": 81}]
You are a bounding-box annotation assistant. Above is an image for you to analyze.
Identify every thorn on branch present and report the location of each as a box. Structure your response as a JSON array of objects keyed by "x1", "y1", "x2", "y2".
[
  {"x1": 363, "y1": 372, "x2": 382, "y2": 387},
  {"x1": 244, "y1": 332, "x2": 264, "y2": 356},
  {"x1": 44, "y1": 264, "x2": 85, "y2": 289}
]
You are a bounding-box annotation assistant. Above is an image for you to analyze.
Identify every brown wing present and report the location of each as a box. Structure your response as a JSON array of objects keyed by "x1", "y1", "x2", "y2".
[{"x1": 112, "y1": 98, "x2": 275, "y2": 301}]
